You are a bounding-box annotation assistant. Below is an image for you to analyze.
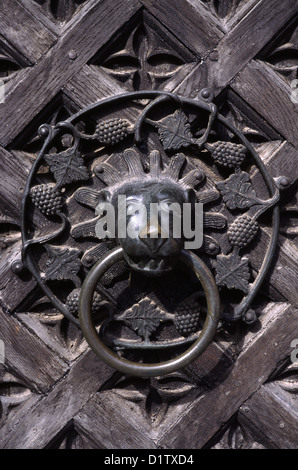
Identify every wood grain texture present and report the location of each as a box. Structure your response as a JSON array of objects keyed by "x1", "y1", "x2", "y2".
[
  {"x1": 0, "y1": 0, "x2": 141, "y2": 146},
  {"x1": 0, "y1": 308, "x2": 67, "y2": 393},
  {"x1": 16, "y1": 312, "x2": 88, "y2": 362},
  {"x1": 64, "y1": 64, "x2": 128, "y2": 108},
  {"x1": 158, "y1": 303, "x2": 297, "y2": 448},
  {"x1": 0, "y1": 374, "x2": 41, "y2": 441},
  {"x1": 247, "y1": 142, "x2": 298, "y2": 304},
  {"x1": 139, "y1": 0, "x2": 224, "y2": 55},
  {"x1": 223, "y1": 0, "x2": 260, "y2": 31},
  {"x1": 161, "y1": 63, "x2": 202, "y2": 95},
  {"x1": 75, "y1": 392, "x2": 158, "y2": 449},
  {"x1": 232, "y1": 60, "x2": 298, "y2": 146},
  {"x1": 239, "y1": 383, "x2": 298, "y2": 449},
  {"x1": 269, "y1": 236, "x2": 298, "y2": 306},
  {"x1": 243, "y1": 227, "x2": 298, "y2": 306},
  {"x1": 0, "y1": 0, "x2": 56, "y2": 63},
  {"x1": 252, "y1": 141, "x2": 298, "y2": 194},
  {"x1": 169, "y1": 63, "x2": 207, "y2": 98},
  {"x1": 19, "y1": 0, "x2": 101, "y2": 36},
  {"x1": 0, "y1": 240, "x2": 37, "y2": 312},
  {"x1": 0, "y1": 349, "x2": 113, "y2": 449},
  {"x1": 0, "y1": 148, "x2": 33, "y2": 222},
  {"x1": 208, "y1": 0, "x2": 298, "y2": 95}
]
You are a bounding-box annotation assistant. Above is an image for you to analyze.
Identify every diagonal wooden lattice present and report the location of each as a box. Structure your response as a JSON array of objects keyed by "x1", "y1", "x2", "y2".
[{"x1": 0, "y1": 0, "x2": 297, "y2": 449}]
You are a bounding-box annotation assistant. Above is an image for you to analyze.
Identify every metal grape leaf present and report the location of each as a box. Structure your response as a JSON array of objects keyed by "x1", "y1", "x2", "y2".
[
  {"x1": 217, "y1": 172, "x2": 260, "y2": 210},
  {"x1": 215, "y1": 253, "x2": 250, "y2": 293},
  {"x1": 45, "y1": 245, "x2": 82, "y2": 287},
  {"x1": 44, "y1": 147, "x2": 89, "y2": 187},
  {"x1": 157, "y1": 109, "x2": 194, "y2": 150},
  {"x1": 122, "y1": 298, "x2": 165, "y2": 341}
]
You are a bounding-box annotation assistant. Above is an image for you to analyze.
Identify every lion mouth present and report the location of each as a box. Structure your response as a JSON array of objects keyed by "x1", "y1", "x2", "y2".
[{"x1": 124, "y1": 254, "x2": 175, "y2": 276}]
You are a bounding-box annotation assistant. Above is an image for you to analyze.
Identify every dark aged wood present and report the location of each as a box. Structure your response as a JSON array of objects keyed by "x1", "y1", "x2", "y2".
[
  {"x1": 207, "y1": 0, "x2": 298, "y2": 95},
  {"x1": 232, "y1": 60, "x2": 298, "y2": 146},
  {"x1": 0, "y1": 0, "x2": 141, "y2": 146},
  {"x1": 0, "y1": 0, "x2": 57, "y2": 63},
  {"x1": 0, "y1": 0, "x2": 297, "y2": 449},
  {"x1": 238, "y1": 382, "x2": 298, "y2": 449}
]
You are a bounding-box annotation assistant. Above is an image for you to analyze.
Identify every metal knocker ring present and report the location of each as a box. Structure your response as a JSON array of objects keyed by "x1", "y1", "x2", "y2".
[{"x1": 79, "y1": 246, "x2": 220, "y2": 377}]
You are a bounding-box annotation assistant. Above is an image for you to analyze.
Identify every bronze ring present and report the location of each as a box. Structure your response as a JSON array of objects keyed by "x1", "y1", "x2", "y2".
[{"x1": 79, "y1": 246, "x2": 220, "y2": 377}]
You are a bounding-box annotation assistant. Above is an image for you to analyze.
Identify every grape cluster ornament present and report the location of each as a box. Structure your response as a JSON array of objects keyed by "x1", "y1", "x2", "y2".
[
  {"x1": 205, "y1": 141, "x2": 247, "y2": 169},
  {"x1": 174, "y1": 296, "x2": 201, "y2": 337},
  {"x1": 96, "y1": 118, "x2": 130, "y2": 146},
  {"x1": 30, "y1": 184, "x2": 63, "y2": 216}
]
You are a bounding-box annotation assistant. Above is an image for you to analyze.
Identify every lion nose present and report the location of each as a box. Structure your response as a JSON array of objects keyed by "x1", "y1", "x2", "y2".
[{"x1": 139, "y1": 219, "x2": 167, "y2": 253}]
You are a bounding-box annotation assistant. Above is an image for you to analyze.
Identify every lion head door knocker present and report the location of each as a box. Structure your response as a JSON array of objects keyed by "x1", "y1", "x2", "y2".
[{"x1": 16, "y1": 90, "x2": 283, "y2": 377}]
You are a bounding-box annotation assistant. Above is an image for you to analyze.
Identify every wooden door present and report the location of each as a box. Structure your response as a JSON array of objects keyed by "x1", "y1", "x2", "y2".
[{"x1": 0, "y1": 0, "x2": 297, "y2": 449}]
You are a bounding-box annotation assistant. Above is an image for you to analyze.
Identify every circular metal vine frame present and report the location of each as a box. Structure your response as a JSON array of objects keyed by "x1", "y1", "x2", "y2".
[{"x1": 19, "y1": 90, "x2": 280, "y2": 329}]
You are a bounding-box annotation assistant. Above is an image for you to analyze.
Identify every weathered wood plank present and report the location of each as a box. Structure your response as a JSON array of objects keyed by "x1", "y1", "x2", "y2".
[
  {"x1": 165, "y1": 63, "x2": 207, "y2": 99},
  {"x1": 0, "y1": 348, "x2": 113, "y2": 449},
  {"x1": 158, "y1": 303, "x2": 297, "y2": 448},
  {"x1": 0, "y1": 0, "x2": 56, "y2": 63},
  {"x1": 224, "y1": 0, "x2": 261, "y2": 31},
  {"x1": 208, "y1": 0, "x2": 298, "y2": 96},
  {"x1": 0, "y1": 147, "x2": 33, "y2": 223},
  {"x1": 75, "y1": 392, "x2": 158, "y2": 449},
  {"x1": 21, "y1": 0, "x2": 119, "y2": 38},
  {"x1": 266, "y1": 236, "x2": 298, "y2": 306},
  {"x1": 248, "y1": 142, "x2": 298, "y2": 304},
  {"x1": 64, "y1": 65, "x2": 127, "y2": 108},
  {"x1": 73, "y1": 343, "x2": 233, "y2": 447},
  {"x1": 239, "y1": 383, "x2": 298, "y2": 449},
  {"x1": 0, "y1": 308, "x2": 67, "y2": 393},
  {"x1": 139, "y1": 0, "x2": 224, "y2": 55},
  {"x1": 231, "y1": 60, "x2": 298, "y2": 147},
  {"x1": 143, "y1": 8, "x2": 196, "y2": 62},
  {"x1": 251, "y1": 141, "x2": 298, "y2": 197},
  {"x1": 0, "y1": 0, "x2": 141, "y2": 147},
  {"x1": 18, "y1": 0, "x2": 61, "y2": 36},
  {"x1": 249, "y1": 232, "x2": 298, "y2": 305},
  {"x1": 260, "y1": 141, "x2": 298, "y2": 188},
  {"x1": 0, "y1": 371, "x2": 41, "y2": 438},
  {"x1": 17, "y1": 311, "x2": 88, "y2": 362},
  {"x1": 0, "y1": 150, "x2": 47, "y2": 313},
  {"x1": 161, "y1": 63, "x2": 201, "y2": 95},
  {"x1": 188, "y1": 342, "x2": 233, "y2": 387},
  {"x1": 0, "y1": 240, "x2": 37, "y2": 312}
]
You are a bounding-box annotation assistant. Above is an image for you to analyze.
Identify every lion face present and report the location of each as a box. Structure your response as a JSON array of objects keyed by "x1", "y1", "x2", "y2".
[
  {"x1": 71, "y1": 149, "x2": 218, "y2": 276},
  {"x1": 111, "y1": 181, "x2": 192, "y2": 276}
]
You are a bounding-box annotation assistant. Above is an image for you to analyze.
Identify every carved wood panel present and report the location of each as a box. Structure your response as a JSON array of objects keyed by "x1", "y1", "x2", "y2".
[{"x1": 0, "y1": 0, "x2": 297, "y2": 449}]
